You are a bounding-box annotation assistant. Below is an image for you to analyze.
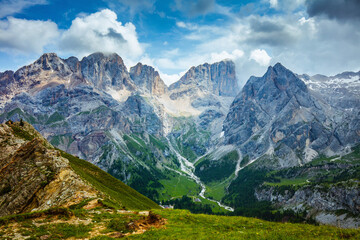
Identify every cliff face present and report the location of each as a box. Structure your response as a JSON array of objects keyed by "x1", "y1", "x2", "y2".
[
  {"x1": 0, "y1": 121, "x2": 99, "y2": 217},
  {"x1": 255, "y1": 183, "x2": 360, "y2": 215},
  {"x1": 130, "y1": 63, "x2": 168, "y2": 96},
  {"x1": 169, "y1": 60, "x2": 239, "y2": 99},
  {"x1": 255, "y1": 182, "x2": 360, "y2": 228}
]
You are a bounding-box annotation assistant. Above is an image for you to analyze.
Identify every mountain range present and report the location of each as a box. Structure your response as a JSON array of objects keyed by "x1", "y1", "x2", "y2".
[{"x1": 0, "y1": 52, "x2": 359, "y2": 227}]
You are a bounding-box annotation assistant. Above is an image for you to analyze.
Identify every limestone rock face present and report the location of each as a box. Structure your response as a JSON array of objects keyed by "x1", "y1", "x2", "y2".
[
  {"x1": 169, "y1": 60, "x2": 239, "y2": 99},
  {"x1": 0, "y1": 122, "x2": 98, "y2": 217},
  {"x1": 130, "y1": 63, "x2": 168, "y2": 96},
  {"x1": 80, "y1": 52, "x2": 135, "y2": 91}
]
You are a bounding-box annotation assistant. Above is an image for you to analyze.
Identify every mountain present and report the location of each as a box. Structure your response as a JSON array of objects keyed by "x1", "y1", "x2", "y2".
[
  {"x1": 0, "y1": 120, "x2": 159, "y2": 217},
  {"x1": 299, "y1": 71, "x2": 360, "y2": 109},
  {"x1": 0, "y1": 53, "x2": 359, "y2": 227},
  {"x1": 222, "y1": 63, "x2": 360, "y2": 168}
]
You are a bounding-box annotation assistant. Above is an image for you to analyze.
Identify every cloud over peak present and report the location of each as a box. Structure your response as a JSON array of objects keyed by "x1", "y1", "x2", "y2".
[{"x1": 60, "y1": 9, "x2": 143, "y2": 60}]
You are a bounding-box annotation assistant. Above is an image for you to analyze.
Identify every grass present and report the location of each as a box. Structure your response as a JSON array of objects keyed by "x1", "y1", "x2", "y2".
[
  {"x1": 265, "y1": 177, "x2": 308, "y2": 187},
  {"x1": 195, "y1": 150, "x2": 239, "y2": 183},
  {"x1": 2, "y1": 208, "x2": 359, "y2": 239},
  {"x1": 158, "y1": 174, "x2": 200, "y2": 201},
  {"x1": 127, "y1": 209, "x2": 360, "y2": 240},
  {"x1": 204, "y1": 178, "x2": 232, "y2": 201},
  {"x1": 0, "y1": 207, "x2": 144, "y2": 239},
  {"x1": 0, "y1": 208, "x2": 71, "y2": 225},
  {"x1": 198, "y1": 198, "x2": 230, "y2": 214},
  {"x1": 45, "y1": 112, "x2": 65, "y2": 125},
  {"x1": 59, "y1": 150, "x2": 160, "y2": 210}
]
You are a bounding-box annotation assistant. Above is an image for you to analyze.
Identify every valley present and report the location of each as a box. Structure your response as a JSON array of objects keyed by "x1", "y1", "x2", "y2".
[{"x1": 0, "y1": 52, "x2": 359, "y2": 230}]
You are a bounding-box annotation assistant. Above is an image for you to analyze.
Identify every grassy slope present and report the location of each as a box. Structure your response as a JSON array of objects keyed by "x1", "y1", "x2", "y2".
[
  {"x1": 128, "y1": 209, "x2": 360, "y2": 240},
  {"x1": 158, "y1": 173, "x2": 200, "y2": 201},
  {"x1": 59, "y1": 150, "x2": 160, "y2": 210}
]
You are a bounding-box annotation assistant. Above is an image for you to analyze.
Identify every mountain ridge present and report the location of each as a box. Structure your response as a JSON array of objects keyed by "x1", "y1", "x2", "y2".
[{"x1": 0, "y1": 52, "x2": 359, "y2": 227}]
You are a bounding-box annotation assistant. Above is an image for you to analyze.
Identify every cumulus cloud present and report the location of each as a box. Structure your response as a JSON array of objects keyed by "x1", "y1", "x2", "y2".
[
  {"x1": 173, "y1": 0, "x2": 215, "y2": 16},
  {"x1": 249, "y1": 49, "x2": 271, "y2": 66},
  {"x1": 305, "y1": 0, "x2": 360, "y2": 21},
  {"x1": 59, "y1": 9, "x2": 144, "y2": 61},
  {"x1": 0, "y1": 0, "x2": 47, "y2": 18},
  {"x1": 210, "y1": 49, "x2": 244, "y2": 63},
  {"x1": 0, "y1": 17, "x2": 58, "y2": 54}
]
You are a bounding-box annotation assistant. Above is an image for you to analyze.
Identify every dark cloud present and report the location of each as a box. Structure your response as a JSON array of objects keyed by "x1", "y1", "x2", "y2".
[
  {"x1": 174, "y1": 0, "x2": 215, "y2": 16},
  {"x1": 306, "y1": 0, "x2": 360, "y2": 21},
  {"x1": 246, "y1": 17, "x2": 296, "y2": 47},
  {"x1": 106, "y1": 28, "x2": 127, "y2": 43},
  {"x1": 249, "y1": 18, "x2": 283, "y2": 33}
]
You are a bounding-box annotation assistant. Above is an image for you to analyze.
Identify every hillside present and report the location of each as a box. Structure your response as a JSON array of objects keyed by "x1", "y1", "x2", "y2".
[{"x1": 0, "y1": 120, "x2": 159, "y2": 215}]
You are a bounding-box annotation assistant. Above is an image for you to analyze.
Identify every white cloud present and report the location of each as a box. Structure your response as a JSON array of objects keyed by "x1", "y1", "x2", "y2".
[
  {"x1": 249, "y1": 49, "x2": 271, "y2": 66},
  {"x1": 159, "y1": 71, "x2": 185, "y2": 86},
  {"x1": 59, "y1": 9, "x2": 144, "y2": 62},
  {"x1": 176, "y1": 21, "x2": 187, "y2": 28},
  {"x1": 0, "y1": 17, "x2": 58, "y2": 54},
  {"x1": 210, "y1": 49, "x2": 244, "y2": 63},
  {"x1": 164, "y1": 48, "x2": 180, "y2": 56},
  {"x1": 269, "y1": 0, "x2": 278, "y2": 8},
  {"x1": 0, "y1": 0, "x2": 48, "y2": 18}
]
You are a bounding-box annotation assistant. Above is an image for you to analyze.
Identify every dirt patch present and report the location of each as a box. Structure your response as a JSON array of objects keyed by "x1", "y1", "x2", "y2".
[
  {"x1": 126, "y1": 211, "x2": 167, "y2": 236},
  {"x1": 83, "y1": 199, "x2": 103, "y2": 210}
]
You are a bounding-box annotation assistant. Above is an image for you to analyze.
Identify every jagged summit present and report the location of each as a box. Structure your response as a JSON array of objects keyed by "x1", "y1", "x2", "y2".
[
  {"x1": 80, "y1": 52, "x2": 135, "y2": 91},
  {"x1": 130, "y1": 62, "x2": 168, "y2": 96}
]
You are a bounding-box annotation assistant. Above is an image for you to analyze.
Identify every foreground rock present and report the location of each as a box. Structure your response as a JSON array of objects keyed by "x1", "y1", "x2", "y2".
[{"x1": 0, "y1": 121, "x2": 99, "y2": 217}]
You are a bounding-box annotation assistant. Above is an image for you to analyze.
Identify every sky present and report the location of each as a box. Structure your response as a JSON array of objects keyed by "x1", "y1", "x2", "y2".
[{"x1": 0, "y1": 0, "x2": 359, "y2": 87}]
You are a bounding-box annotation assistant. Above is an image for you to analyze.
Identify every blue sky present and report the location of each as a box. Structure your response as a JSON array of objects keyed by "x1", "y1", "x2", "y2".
[{"x1": 0, "y1": 0, "x2": 359, "y2": 86}]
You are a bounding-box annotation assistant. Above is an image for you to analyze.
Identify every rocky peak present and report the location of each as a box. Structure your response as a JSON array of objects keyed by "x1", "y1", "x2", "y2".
[
  {"x1": 80, "y1": 52, "x2": 135, "y2": 91},
  {"x1": 65, "y1": 56, "x2": 81, "y2": 73},
  {"x1": 223, "y1": 63, "x2": 342, "y2": 167},
  {"x1": 265, "y1": 63, "x2": 307, "y2": 92},
  {"x1": 130, "y1": 63, "x2": 167, "y2": 96},
  {"x1": 15, "y1": 53, "x2": 73, "y2": 80},
  {"x1": 169, "y1": 60, "x2": 239, "y2": 98},
  {"x1": 242, "y1": 62, "x2": 310, "y2": 110}
]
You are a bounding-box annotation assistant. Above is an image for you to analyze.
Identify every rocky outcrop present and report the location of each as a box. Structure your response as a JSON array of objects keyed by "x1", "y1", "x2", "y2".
[
  {"x1": 0, "y1": 121, "x2": 99, "y2": 217},
  {"x1": 130, "y1": 63, "x2": 167, "y2": 96},
  {"x1": 169, "y1": 60, "x2": 239, "y2": 99},
  {"x1": 256, "y1": 182, "x2": 360, "y2": 214},
  {"x1": 255, "y1": 181, "x2": 360, "y2": 227}
]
